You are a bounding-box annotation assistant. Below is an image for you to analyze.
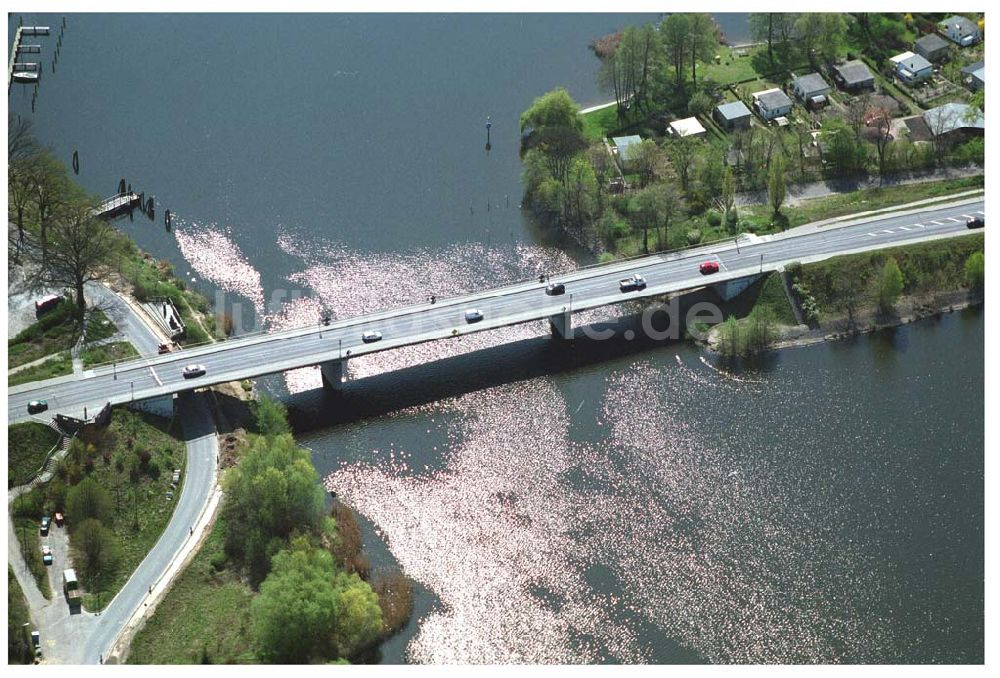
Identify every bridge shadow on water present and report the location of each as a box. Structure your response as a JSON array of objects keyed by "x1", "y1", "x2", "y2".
[{"x1": 281, "y1": 286, "x2": 761, "y2": 433}]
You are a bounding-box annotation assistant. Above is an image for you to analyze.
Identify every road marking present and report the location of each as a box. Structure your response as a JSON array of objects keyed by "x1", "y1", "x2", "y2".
[
  {"x1": 913, "y1": 223, "x2": 924, "y2": 228},
  {"x1": 976, "y1": 210, "x2": 985, "y2": 215},
  {"x1": 867, "y1": 232, "x2": 878, "y2": 237},
  {"x1": 946, "y1": 217, "x2": 961, "y2": 223},
  {"x1": 881, "y1": 229, "x2": 894, "y2": 234},
  {"x1": 898, "y1": 226, "x2": 911, "y2": 231},
  {"x1": 930, "y1": 220, "x2": 943, "y2": 225},
  {"x1": 149, "y1": 366, "x2": 162, "y2": 386},
  {"x1": 962, "y1": 215, "x2": 976, "y2": 220}
]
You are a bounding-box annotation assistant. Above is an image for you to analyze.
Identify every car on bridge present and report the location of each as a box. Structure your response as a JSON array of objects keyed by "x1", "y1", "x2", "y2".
[
  {"x1": 699, "y1": 261, "x2": 720, "y2": 275},
  {"x1": 27, "y1": 399, "x2": 48, "y2": 414},
  {"x1": 967, "y1": 216, "x2": 984, "y2": 229},
  {"x1": 182, "y1": 364, "x2": 207, "y2": 379},
  {"x1": 465, "y1": 309, "x2": 484, "y2": 323},
  {"x1": 619, "y1": 274, "x2": 646, "y2": 292},
  {"x1": 546, "y1": 282, "x2": 566, "y2": 296},
  {"x1": 362, "y1": 331, "x2": 383, "y2": 343}
]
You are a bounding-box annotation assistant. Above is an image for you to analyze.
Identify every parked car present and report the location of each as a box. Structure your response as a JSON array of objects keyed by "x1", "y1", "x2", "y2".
[
  {"x1": 699, "y1": 261, "x2": 721, "y2": 275},
  {"x1": 545, "y1": 282, "x2": 566, "y2": 296},
  {"x1": 54, "y1": 512, "x2": 64, "y2": 527},
  {"x1": 27, "y1": 399, "x2": 48, "y2": 414},
  {"x1": 157, "y1": 342, "x2": 176, "y2": 354},
  {"x1": 182, "y1": 364, "x2": 206, "y2": 379},
  {"x1": 40, "y1": 516, "x2": 50, "y2": 536},
  {"x1": 31, "y1": 630, "x2": 41, "y2": 658},
  {"x1": 465, "y1": 309, "x2": 484, "y2": 323},
  {"x1": 619, "y1": 274, "x2": 647, "y2": 292},
  {"x1": 42, "y1": 545, "x2": 53, "y2": 566},
  {"x1": 967, "y1": 217, "x2": 984, "y2": 229},
  {"x1": 362, "y1": 330, "x2": 383, "y2": 343}
]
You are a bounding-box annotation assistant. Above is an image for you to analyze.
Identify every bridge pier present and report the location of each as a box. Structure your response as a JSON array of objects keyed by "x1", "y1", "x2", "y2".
[
  {"x1": 713, "y1": 273, "x2": 765, "y2": 301},
  {"x1": 320, "y1": 359, "x2": 347, "y2": 390},
  {"x1": 127, "y1": 394, "x2": 176, "y2": 419},
  {"x1": 549, "y1": 311, "x2": 574, "y2": 340}
]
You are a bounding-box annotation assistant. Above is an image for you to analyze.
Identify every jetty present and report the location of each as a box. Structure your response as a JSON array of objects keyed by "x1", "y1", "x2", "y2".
[
  {"x1": 93, "y1": 192, "x2": 142, "y2": 220},
  {"x1": 8, "y1": 26, "x2": 49, "y2": 87}
]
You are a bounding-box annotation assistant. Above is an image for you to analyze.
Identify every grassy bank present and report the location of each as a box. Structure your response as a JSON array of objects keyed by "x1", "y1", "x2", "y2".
[
  {"x1": 607, "y1": 176, "x2": 983, "y2": 260},
  {"x1": 581, "y1": 105, "x2": 620, "y2": 142},
  {"x1": 127, "y1": 518, "x2": 256, "y2": 664},
  {"x1": 752, "y1": 272, "x2": 797, "y2": 326},
  {"x1": 8, "y1": 567, "x2": 35, "y2": 664},
  {"x1": 81, "y1": 341, "x2": 139, "y2": 369},
  {"x1": 8, "y1": 423, "x2": 61, "y2": 488},
  {"x1": 792, "y1": 233, "x2": 984, "y2": 321},
  {"x1": 8, "y1": 353, "x2": 74, "y2": 387},
  {"x1": 8, "y1": 298, "x2": 79, "y2": 369}
]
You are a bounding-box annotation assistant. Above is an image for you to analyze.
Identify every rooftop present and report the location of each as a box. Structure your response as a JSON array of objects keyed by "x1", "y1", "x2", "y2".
[
  {"x1": 793, "y1": 72, "x2": 829, "y2": 94},
  {"x1": 915, "y1": 33, "x2": 949, "y2": 52},
  {"x1": 834, "y1": 60, "x2": 874, "y2": 85},
  {"x1": 668, "y1": 117, "x2": 707, "y2": 137},
  {"x1": 611, "y1": 135, "x2": 643, "y2": 160},
  {"x1": 940, "y1": 15, "x2": 978, "y2": 34},
  {"x1": 962, "y1": 60, "x2": 985, "y2": 82},
  {"x1": 753, "y1": 87, "x2": 793, "y2": 110},
  {"x1": 923, "y1": 102, "x2": 985, "y2": 136},
  {"x1": 891, "y1": 51, "x2": 933, "y2": 73},
  {"x1": 716, "y1": 100, "x2": 752, "y2": 120}
]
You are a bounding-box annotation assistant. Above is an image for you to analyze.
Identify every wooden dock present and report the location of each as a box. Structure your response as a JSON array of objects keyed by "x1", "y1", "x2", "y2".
[
  {"x1": 8, "y1": 26, "x2": 49, "y2": 87},
  {"x1": 94, "y1": 192, "x2": 142, "y2": 220}
]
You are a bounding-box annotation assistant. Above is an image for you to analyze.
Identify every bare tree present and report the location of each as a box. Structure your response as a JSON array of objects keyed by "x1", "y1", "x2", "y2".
[
  {"x1": 27, "y1": 153, "x2": 71, "y2": 264},
  {"x1": 28, "y1": 199, "x2": 123, "y2": 316},
  {"x1": 845, "y1": 93, "x2": 872, "y2": 140},
  {"x1": 871, "y1": 108, "x2": 893, "y2": 185}
]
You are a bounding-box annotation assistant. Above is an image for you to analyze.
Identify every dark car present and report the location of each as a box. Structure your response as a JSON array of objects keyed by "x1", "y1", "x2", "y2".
[
  {"x1": 362, "y1": 331, "x2": 382, "y2": 343},
  {"x1": 545, "y1": 283, "x2": 566, "y2": 296},
  {"x1": 699, "y1": 261, "x2": 720, "y2": 275},
  {"x1": 40, "y1": 516, "x2": 50, "y2": 536},
  {"x1": 27, "y1": 399, "x2": 48, "y2": 414},
  {"x1": 967, "y1": 217, "x2": 984, "y2": 229}
]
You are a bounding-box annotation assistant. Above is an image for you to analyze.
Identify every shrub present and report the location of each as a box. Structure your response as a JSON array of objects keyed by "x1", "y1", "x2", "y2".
[
  {"x1": 686, "y1": 229, "x2": 703, "y2": 245},
  {"x1": 877, "y1": 257, "x2": 905, "y2": 313},
  {"x1": 706, "y1": 211, "x2": 722, "y2": 227},
  {"x1": 66, "y1": 477, "x2": 112, "y2": 526},
  {"x1": 964, "y1": 252, "x2": 984, "y2": 292}
]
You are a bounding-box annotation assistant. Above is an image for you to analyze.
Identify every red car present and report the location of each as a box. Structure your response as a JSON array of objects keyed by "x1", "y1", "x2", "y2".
[{"x1": 699, "y1": 261, "x2": 720, "y2": 275}]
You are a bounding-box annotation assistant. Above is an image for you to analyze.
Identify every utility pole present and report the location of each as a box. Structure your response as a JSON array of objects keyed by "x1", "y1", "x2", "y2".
[{"x1": 760, "y1": 253, "x2": 764, "y2": 273}]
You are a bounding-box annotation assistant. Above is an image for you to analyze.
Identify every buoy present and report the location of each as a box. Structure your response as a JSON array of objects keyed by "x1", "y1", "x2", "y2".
[
  {"x1": 72, "y1": 150, "x2": 79, "y2": 175},
  {"x1": 118, "y1": 178, "x2": 126, "y2": 194}
]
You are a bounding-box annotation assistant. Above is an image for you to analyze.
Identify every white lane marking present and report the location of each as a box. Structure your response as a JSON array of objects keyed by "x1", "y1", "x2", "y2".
[
  {"x1": 976, "y1": 210, "x2": 985, "y2": 215},
  {"x1": 930, "y1": 220, "x2": 944, "y2": 225},
  {"x1": 881, "y1": 229, "x2": 894, "y2": 234},
  {"x1": 867, "y1": 232, "x2": 878, "y2": 237},
  {"x1": 913, "y1": 223, "x2": 925, "y2": 228},
  {"x1": 946, "y1": 217, "x2": 961, "y2": 223},
  {"x1": 149, "y1": 366, "x2": 163, "y2": 386},
  {"x1": 898, "y1": 226, "x2": 911, "y2": 231}
]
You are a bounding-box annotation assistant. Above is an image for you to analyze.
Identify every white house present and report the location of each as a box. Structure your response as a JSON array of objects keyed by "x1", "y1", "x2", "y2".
[
  {"x1": 890, "y1": 51, "x2": 933, "y2": 85},
  {"x1": 752, "y1": 88, "x2": 793, "y2": 120},
  {"x1": 668, "y1": 117, "x2": 707, "y2": 138}
]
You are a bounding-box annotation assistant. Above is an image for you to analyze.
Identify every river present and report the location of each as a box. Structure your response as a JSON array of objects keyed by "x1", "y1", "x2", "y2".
[{"x1": 8, "y1": 12, "x2": 982, "y2": 664}]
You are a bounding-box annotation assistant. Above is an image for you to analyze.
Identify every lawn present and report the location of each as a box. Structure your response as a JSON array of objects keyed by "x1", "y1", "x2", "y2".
[
  {"x1": 81, "y1": 341, "x2": 139, "y2": 369},
  {"x1": 8, "y1": 299, "x2": 80, "y2": 369},
  {"x1": 127, "y1": 518, "x2": 257, "y2": 664},
  {"x1": 75, "y1": 410, "x2": 187, "y2": 611},
  {"x1": 581, "y1": 104, "x2": 621, "y2": 142},
  {"x1": 8, "y1": 422, "x2": 61, "y2": 488},
  {"x1": 696, "y1": 44, "x2": 765, "y2": 85},
  {"x1": 8, "y1": 352, "x2": 74, "y2": 387},
  {"x1": 10, "y1": 512, "x2": 52, "y2": 600}
]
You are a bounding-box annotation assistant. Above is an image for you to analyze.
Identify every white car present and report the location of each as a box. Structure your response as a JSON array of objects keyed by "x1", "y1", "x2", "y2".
[
  {"x1": 362, "y1": 331, "x2": 383, "y2": 343},
  {"x1": 182, "y1": 364, "x2": 206, "y2": 379},
  {"x1": 464, "y1": 309, "x2": 484, "y2": 323},
  {"x1": 619, "y1": 274, "x2": 647, "y2": 292}
]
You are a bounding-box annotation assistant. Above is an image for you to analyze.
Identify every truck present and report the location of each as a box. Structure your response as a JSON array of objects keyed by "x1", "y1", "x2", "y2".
[
  {"x1": 63, "y1": 568, "x2": 81, "y2": 610},
  {"x1": 619, "y1": 273, "x2": 647, "y2": 292}
]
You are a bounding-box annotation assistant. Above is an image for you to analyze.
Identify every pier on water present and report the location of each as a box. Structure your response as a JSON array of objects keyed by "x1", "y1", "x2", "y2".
[
  {"x1": 8, "y1": 26, "x2": 49, "y2": 87},
  {"x1": 94, "y1": 193, "x2": 142, "y2": 220}
]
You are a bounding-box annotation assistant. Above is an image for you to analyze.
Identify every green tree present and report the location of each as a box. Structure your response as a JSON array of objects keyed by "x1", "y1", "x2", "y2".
[
  {"x1": 332, "y1": 572, "x2": 384, "y2": 658},
  {"x1": 718, "y1": 316, "x2": 742, "y2": 357},
  {"x1": 686, "y1": 14, "x2": 718, "y2": 83},
  {"x1": 26, "y1": 152, "x2": 70, "y2": 264},
  {"x1": 767, "y1": 152, "x2": 786, "y2": 220},
  {"x1": 795, "y1": 13, "x2": 846, "y2": 66},
  {"x1": 668, "y1": 136, "x2": 697, "y2": 194},
  {"x1": 628, "y1": 188, "x2": 661, "y2": 255},
  {"x1": 66, "y1": 476, "x2": 113, "y2": 526},
  {"x1": 222, "y1": 434, "x2": 327, "y2": 585},
  {"x1": 718, "y1": 165, "x2": 738, "y2": 233},
  {"x1": 252, "y1": 540, "x2": 340, "y2": 663},
  {"x1": 519, "y1": 88, "x2": 583, "y2": 135},
  {"x1": 750, "y1": 13, "x2": 799, "y2": 66},
  {"x1": 252, "y1": 395, "x2": 291, "y2": 437},
  {"x1": 877, "y1": 257, "x2": 904, "y2": 313},
  {"x1": 964, "y1": 251, "x2": 985, "y2": 292},
  {"x1": 688, "y1": 91, "x2": 713, "y2": 117},
  {"x1": 660, "y1": 14, "x2": 691, "y2": 88},
  {"x1": 627, "y1": 139, "x2": 663, "y2": 188},
  {"x1": 72, "y1": 518, "x2": 122, "y2": 589}
]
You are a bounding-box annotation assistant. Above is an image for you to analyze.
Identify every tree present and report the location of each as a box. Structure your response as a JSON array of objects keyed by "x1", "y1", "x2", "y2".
[
  {"x1": 28, "y1": 198, "x2": 122, "y2": 316},
  {"x1": 717, "y1": 165, "x2": 738, "y2": 233},
  {"x1": 795, "y1": 13, "x2": 846, "y2": 66},
  {"x1": 688, "y1": 91, "x2": 713, "y2": 117},
  {"x1": 668, "y1": 136, "x2": 697, "y2": 194},
  {"x1": 72, "y1": 518, "x2": 121, "y2": 589},
  {"x1": 587, "y1": 144, "x2": 614, "y2": 214},
  {"x1": 66, "y1": 477, "x2": 113, "y2": 525},
  {"x1": 845, "y1": 92, "x2": 872, "y2": 140},
  {"x1": 822, "y1": 118, "x2": 869, "y2": 177},
  {"x1": 8, "y1": 154, "x2": 36, "y2": 260},
  {"x1": 252, "y1": 540, "x2": 341, "y2": 663},
  {"x1": 26, "y1": 152, "x2": 70, "y2": 263},
  {"x1": 627, "y1": 139, "x2": 663, "y2": 188},
  {"x1": 660, "y1": 14, "x2": 691, "y2": 88},
  {"x1": 767, "y1": 152, "x2": 786, "y2": 220},
  {"x1": 964, "y1": 252, "x2": 984, "y2": 293},
  {"x1": 332, "y1": 572, "x2": 384, "y2": 658},
  {"x1": 222, "y1": 434, "x2": 327, "y2": 585},
  {"x1": 750, "y1": 13, "x2": 799, "y2": 66},
  {"x1": 519, "y1": 88, "x2": 583, "y2": 135},
  {"x1": 628, "y1": 188, "x2": 661, "y2": 255},
  {"x1": 871, "y1": 108, "x2": 893, "y2": 185},
  {"x1": 252, "y1": 395, "x2": 291, "y2": 437},
  {"x1": 877, "y1": 257, "x2": 904, "y2": 314},
  {"x1": 653, "y1": 183, "x2": 683, "y2": 251},
  {"x1": 832, "y1": 273, "x2": 867, "y2": 330},
  {"x1": 686, "y1": 14, "x2": 718, "y2": 83}
]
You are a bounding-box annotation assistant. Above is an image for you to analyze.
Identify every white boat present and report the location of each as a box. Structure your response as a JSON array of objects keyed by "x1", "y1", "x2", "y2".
[{"x1": 12, "y1": 70, "x2": 39, "y2": 83}]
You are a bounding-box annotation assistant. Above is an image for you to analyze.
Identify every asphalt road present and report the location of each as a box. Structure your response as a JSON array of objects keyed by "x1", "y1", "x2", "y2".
[
  {"x1": 79, "y1": 392, "x2": 218, "y2": 664},
  {"x1": 7, "y1": 199, "x2": 985, "y2": 424}
]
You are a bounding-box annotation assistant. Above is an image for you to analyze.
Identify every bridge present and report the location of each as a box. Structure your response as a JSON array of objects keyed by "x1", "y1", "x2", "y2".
[{"x1": 8, "y1": 198, "x2": 984, "y2": 425}]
